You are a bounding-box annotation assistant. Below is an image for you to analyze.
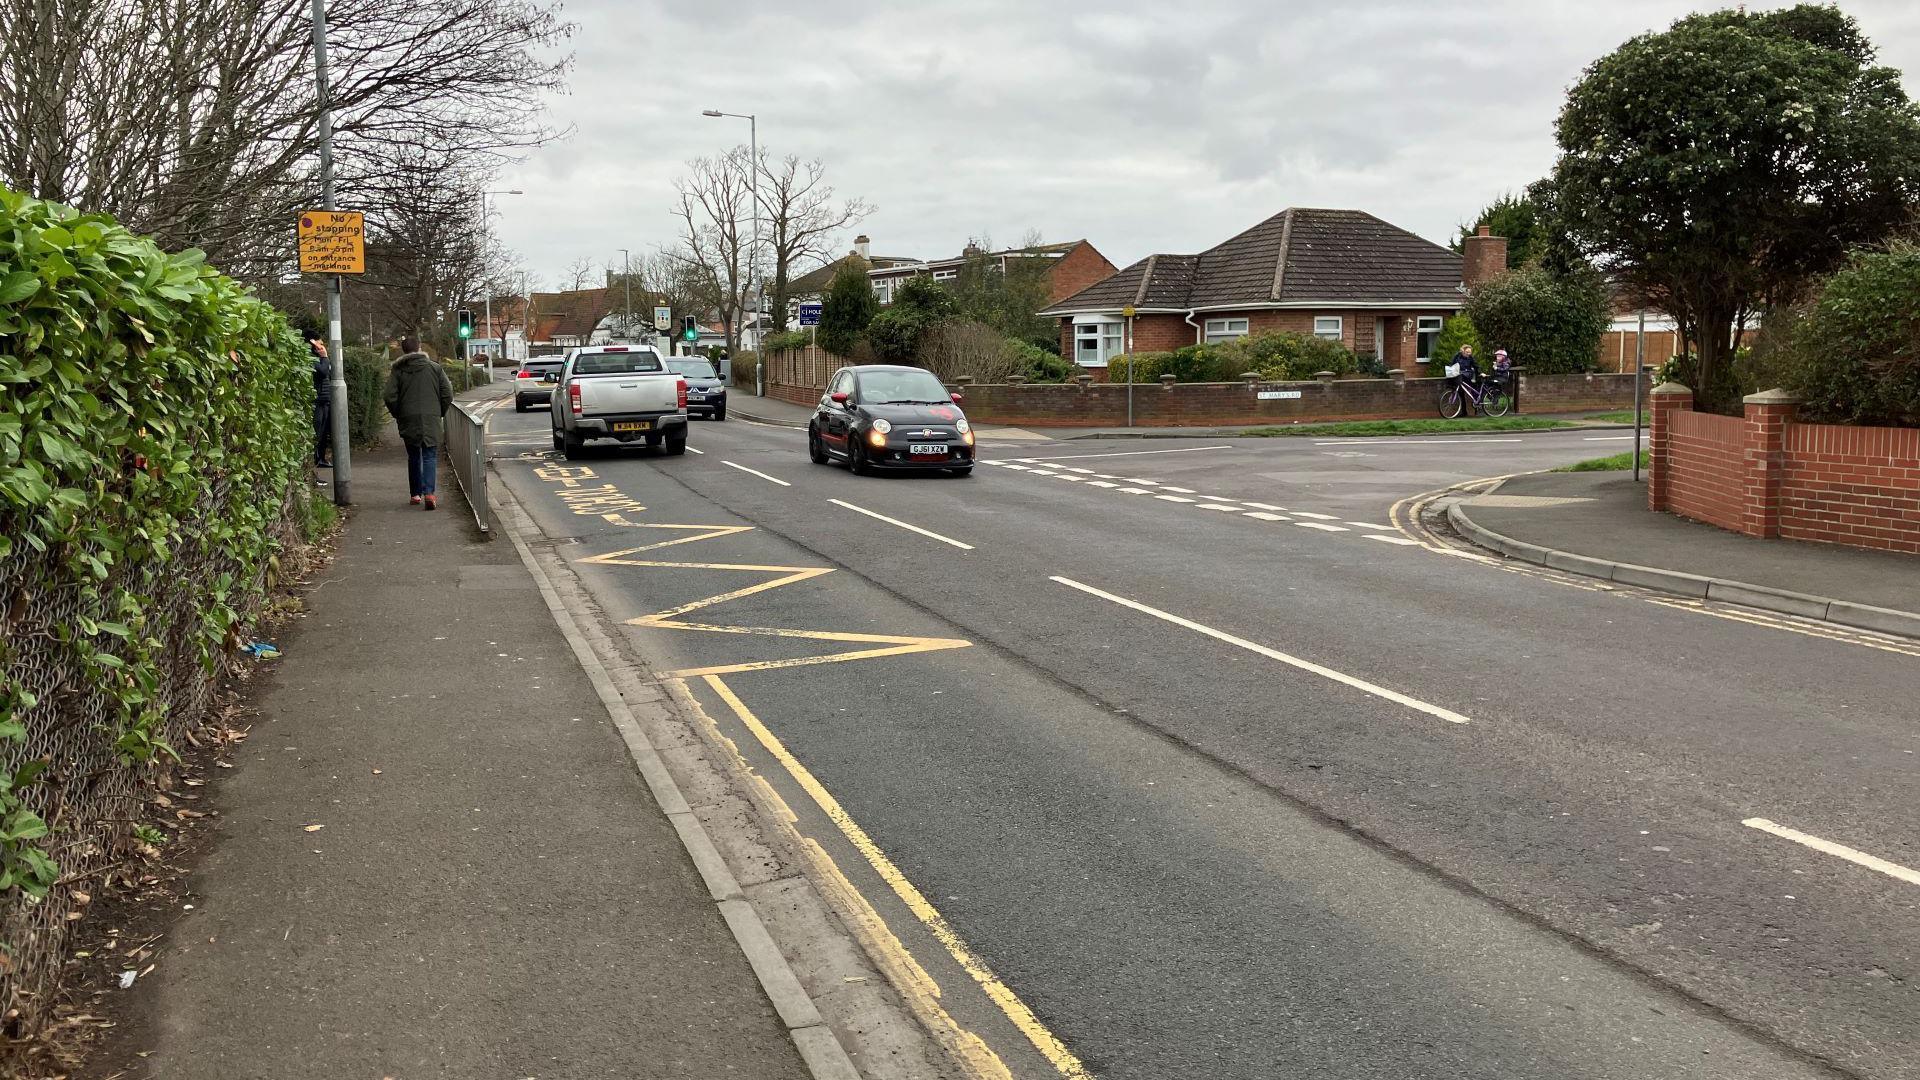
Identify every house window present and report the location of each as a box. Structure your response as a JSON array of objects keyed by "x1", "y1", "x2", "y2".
[
  {"x1": 1203, "y1": 317, "x2": 1249, "y2": 344},
  {"x1": 1313, "y1": 316, "x2": 1343, "y2": 341},
  {"x1": 932, "y1": 270, "x2": 957, "y2": 282},
  {"x1": 873, "y1": 280, "x2": 893, "y2": 305},
  {"x1": 1415, "y1": 316, "x2": 1444, "y2": 363},
  {"x1": 1074, "y1": 319, "x2": 1124, "y2": 366}
]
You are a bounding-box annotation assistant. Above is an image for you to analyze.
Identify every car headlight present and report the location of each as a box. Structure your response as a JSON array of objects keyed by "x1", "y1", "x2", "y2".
[
  {"x1": 870, "y1": 418, "x2": 892, "y2": 434},
  {"x1": 955, "y1": 417, "x2": 970, "y2": 434}
]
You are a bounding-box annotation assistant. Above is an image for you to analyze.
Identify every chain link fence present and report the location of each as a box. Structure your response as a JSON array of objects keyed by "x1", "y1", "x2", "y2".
[{"x1": 0, "y1": 480, "x2": 299, "y2": 1045}]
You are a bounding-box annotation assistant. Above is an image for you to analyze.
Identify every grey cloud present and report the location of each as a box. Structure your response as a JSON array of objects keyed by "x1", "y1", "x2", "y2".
[{"x1": 494, "y1": 0, "x2": 1920, "y2": 283}]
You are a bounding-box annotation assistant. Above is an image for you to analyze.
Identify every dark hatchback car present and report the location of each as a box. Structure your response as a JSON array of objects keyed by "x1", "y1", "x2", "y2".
[
  {"x1": 667, "y1": 356, "x2": 727, "y2": 420},
  {"x1": 512, "y1": 358, "x2": 564, "y2": 412},
  {"x1": 808, "y1": 365, "x2": 975, "y2": 476}
]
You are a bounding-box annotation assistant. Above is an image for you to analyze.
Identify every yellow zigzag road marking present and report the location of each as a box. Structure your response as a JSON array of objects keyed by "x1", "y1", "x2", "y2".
[{"x1": 550, "y1": 479, "x2": 1070, "y2": 1074}]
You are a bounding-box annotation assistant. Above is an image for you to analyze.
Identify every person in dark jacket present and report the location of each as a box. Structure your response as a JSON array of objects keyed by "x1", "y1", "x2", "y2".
[
  {"x1": 382, "y1": 337, "x2": 454, "y2": 510},
  {"x1": 1449, "y1": 343, "x2": 1480, "y2": 390},
  {"x1": 308, "y1": 333, "x2": 333, "y2": 468}
]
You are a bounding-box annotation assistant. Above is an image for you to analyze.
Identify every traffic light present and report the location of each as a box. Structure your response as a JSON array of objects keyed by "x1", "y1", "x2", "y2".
[
  {"x1": 456, "y1": 309, "x2": 474, "y2": 339},
  {"x1": 681, "y1": 315, "x2": 698, "y2": 342}
]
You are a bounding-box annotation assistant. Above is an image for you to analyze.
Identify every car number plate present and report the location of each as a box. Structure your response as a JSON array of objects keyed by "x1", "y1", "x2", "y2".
[
  {"x1": 612, "y1": 421, "x2": 651, "y2": 432},
  {"x1": 908, "y1": 443, "x2": 947, "y2": 455}
]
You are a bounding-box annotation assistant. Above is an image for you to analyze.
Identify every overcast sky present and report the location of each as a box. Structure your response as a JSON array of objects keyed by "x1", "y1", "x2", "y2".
[{"x1": 494, "y1": 0, "x2": 1920, "y2": 288}]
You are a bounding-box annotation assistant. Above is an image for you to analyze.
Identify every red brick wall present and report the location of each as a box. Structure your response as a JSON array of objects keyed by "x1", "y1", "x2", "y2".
[
  {"x1": 1132, "y1": 314, "x2": 1194, "y2": 352},
  {"x1": 1650, "y1": 394, "x2": 1920, "y2": 555},
  {"x1": 1048, "y1": 243, "x2": 1118, "y2": 305},
  {"x1": 1780, "y1": 423, "x2": 1920, "y2": 554},
  {"x1": 948, "y1": 372, "x2": 1634, "y2": 428},
  {"x1": 1664, "y1": 410, "x2": 1747, "y2": 532}
]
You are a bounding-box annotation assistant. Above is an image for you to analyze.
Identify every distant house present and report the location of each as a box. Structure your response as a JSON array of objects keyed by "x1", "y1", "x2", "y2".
[
  {"x1": 1040, "y1": 209, "x2": 1504, "y2": 374},
  {"x1": 526, "y1": 287, "x2": 617, "y2": 349},
  {"x1": 785, "y1": 238, "x2": 920, "y2": 320},
  {"x1": 867, "y1": 238, "x2": 1115, "y2": 307}
]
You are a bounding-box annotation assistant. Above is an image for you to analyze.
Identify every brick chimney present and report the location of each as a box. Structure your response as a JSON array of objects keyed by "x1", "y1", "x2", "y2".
[
  {"x1": 962, "y1": 240, "x2": 984, "y2": 257},
  {"x1": 853, "y1": 234, "x2": 870, "y2": 259},
  {"x1": 1461, "y1": 225, "x2": 1510, "y2": 289}
]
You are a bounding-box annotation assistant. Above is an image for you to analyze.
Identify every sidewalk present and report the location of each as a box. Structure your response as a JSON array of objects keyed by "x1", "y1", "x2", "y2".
[
  {"x1": 1450, "y1": 471, "x2": 1920, "y2": 637},
  {"x1": 94, "y1": 428, "x2": 812, "y2": 1078}
]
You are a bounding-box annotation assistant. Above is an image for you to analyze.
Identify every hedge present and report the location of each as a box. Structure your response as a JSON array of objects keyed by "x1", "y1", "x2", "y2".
[{"x1": 0, "y1": 186, "x2": 311, "y2": 1040}]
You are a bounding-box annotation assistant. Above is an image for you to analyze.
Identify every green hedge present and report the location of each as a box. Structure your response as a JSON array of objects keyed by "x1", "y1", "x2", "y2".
[
  {"x1": 0, "y1": 188, "x2": 308, "y2": 932},
  {"x1": 1106, "y1": 332, "x2": 1362, "y2": 384},
  {"x1": 1765, "y1": 246, "x2": 1920, "y2": 427}
]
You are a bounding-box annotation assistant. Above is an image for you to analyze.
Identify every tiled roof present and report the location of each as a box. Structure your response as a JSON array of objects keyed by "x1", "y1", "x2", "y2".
[
  {"x1": 529, "y1": 287, "x2": 615, "y2": 341},
  {"x1": 1043, "y1": 210, "x2": 1463, "y2": 313},
  {"x1": 789, "y1": 254, "x2": 869, "y2": 296}
]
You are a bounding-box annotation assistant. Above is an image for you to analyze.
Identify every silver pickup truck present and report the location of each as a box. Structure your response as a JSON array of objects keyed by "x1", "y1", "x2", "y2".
[{"x1": 550, "y1": 344, "x2": 688, "y2": 459}]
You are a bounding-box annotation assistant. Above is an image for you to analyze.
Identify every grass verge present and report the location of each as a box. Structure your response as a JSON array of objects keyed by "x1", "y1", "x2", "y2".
[
  {"x1": 1584, "y1": 411, "x2": 1644, "y2": 424},
  {"x1": 1553, "y1": 450, "x2": 1647, "y2": 472},
  {"x1": 1242, "y1": 417, "x2": 1578, "y2": 438}
]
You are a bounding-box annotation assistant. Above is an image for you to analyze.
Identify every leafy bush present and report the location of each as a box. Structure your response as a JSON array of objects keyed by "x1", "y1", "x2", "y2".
[
  {"x1": 1463, "y1": 265, "x2": 1608, "y2": 374},
  {"x1": 819, "y1": 259, "x2": 878, "y2": 356},
  {"x1": 761, "y1": 329, "x2": 812, "y2": 354},
  {"x1": 1102, "y1": 351, "x2": 1172, "y2": 383},
  {"x1": 1210, "y1": 331, "x2": 1359, "y2": 381},
  {"x1": 1431, "y1": 314, "x2": 1483, "y2": 372},
  {"x1": 0, "y1": 187, "x2": 309, "y2": 993},
  {"x1": 1762, "y1": 246, "x2": 1920, "y2": 426},
  {"x1": 1010, "y1": 340, "x2": 1073, "y2": 382},
  {"x1": 341, "y1": 346, "x2": 389, "y2": 446}
]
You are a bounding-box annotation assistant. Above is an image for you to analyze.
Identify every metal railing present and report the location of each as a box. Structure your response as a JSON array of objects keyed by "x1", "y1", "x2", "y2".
[{"x1": 444, "y1": 400, "x2": 491, "y2": 535}]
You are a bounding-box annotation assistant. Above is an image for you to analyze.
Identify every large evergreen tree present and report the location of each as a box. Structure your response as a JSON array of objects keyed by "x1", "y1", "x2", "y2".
[
  {"x1": 1534, "y1": 4, "x2": 1920, "y2": 410},
  {"x1": 817, "y1": 259, "x2": 877, "y2": 356}
]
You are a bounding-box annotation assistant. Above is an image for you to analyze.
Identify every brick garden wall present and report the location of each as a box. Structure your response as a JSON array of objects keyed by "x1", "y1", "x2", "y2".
[
  {"x1": 1649, "y1": 385, "x2": 1920, "y2": 556},
  {"x1": 1780, "y1": 423, "x2": 1920, "y2": 553},
  {"x1": 762, "y1": 347, "x2": 1639, "y2": 427},
  {"x1": 951, "y1": 372, "x2": 1634, "y2": 427}
]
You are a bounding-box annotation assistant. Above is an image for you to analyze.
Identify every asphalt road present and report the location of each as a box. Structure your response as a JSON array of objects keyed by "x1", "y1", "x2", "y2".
[{"x1": 489, "y1": 401, "x2": 1917, "y2": 1080}]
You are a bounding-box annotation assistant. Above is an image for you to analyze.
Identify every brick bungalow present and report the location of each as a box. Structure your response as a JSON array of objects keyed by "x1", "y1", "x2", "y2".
[{"x1": 1041, "y1": 208, "x2": 1506, "y2": 375}]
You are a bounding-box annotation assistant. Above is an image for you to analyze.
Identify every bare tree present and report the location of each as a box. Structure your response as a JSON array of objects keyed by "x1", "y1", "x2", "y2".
[
  {"x1": 757, "y1": 151, "x2": 872, "y2": 332},
  {"x1": 671, "y1": 148, "x2": 754, "y2": 357},
  {"x1": 559, "y1": 257, "x2": 598, "y2": 294},
  {"x1": 0, "y1": 0, "x2": 573, "y2": 283}
]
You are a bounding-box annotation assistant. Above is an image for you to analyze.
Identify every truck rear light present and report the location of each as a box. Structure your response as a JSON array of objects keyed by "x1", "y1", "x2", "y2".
[
  {"x1": 568, "y1": 381, "x2": 583, "y2": 416},
  {"x1": 676, "y1": 378, "x2": 688, "y2": 409}
]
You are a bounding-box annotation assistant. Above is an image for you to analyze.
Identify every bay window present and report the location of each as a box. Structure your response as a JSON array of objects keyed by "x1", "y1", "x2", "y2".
[{"x1": 1073, "y1": 317, "x2": 1124, "y2": 366}]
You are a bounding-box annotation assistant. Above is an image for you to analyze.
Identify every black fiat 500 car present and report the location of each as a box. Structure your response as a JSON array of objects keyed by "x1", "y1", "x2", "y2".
[{"x1": 807, "y1": 365, "x2": 975, "y2": 476}]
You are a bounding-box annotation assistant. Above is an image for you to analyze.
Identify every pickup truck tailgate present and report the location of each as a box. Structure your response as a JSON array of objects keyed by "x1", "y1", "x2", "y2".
[{"x1": 576, "y1": 373, "x2": 676, "y2": 415}]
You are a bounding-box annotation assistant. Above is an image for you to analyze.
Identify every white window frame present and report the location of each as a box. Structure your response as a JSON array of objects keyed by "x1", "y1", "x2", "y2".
[
  {"x1": 931, "y1": 269, "x2": 957, "y2": 282},
  {"x1": 1073, "y1": 316, "x2": 1124, "y2": 367},
  {"x1": 1203, "y1": 317, "x2": 1250, "y2": 344},
  {"x1": 1313, "y1": 316, "x2": 1343, "y2": 342},
  {"x1": 873, "y1": 280, "x2": 893, "y2": 305},
  {"x1": 1415, "y1": 315, "x2": 1444, "y2": 363}
]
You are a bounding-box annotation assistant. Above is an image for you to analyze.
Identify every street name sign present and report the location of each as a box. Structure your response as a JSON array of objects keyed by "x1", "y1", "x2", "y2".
[
  {"x1": 296, "y1": 211, "x2": 365, "y2": 274},
  {"x1": 1257, "y1": 390, "x2": 1303, "y2": 400}
]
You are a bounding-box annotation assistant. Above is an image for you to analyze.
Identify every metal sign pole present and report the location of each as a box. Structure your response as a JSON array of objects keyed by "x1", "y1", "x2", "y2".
[
  {"x1": 311, "y1": 0, "x2": 351, "y2": 505},
  {"x1": 1632, "y1": 309, "x2": 1647, "y2": 481}
]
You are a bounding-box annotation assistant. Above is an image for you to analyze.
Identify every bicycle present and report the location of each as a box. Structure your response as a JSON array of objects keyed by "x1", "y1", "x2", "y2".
[{"x1": 1439, "y1": 370, "x2": 1511, "y2": 418}]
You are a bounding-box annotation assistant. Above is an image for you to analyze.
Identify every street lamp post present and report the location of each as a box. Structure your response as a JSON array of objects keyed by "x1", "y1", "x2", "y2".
[
  {"x1": 619, "y1": 247, "x2": 633, "y2": 343},
  {"x1": 479, "y1": 189, "x2": 523, "y2": 372},
  {"x1": 702, "y1": 108, "x2": 760, "y2": 396}
]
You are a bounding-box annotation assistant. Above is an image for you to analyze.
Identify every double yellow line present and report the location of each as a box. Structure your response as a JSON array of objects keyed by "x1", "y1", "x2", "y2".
[{"x1": 539, "y1": 464, "x2": 1090, "y2": 1079}]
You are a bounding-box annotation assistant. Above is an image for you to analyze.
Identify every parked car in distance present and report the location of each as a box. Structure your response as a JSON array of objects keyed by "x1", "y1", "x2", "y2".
[
  {"x1": 807, "y1": 365, "x2": 975, "y2": 476},
  {"x1": 666, "y1": 357, "x2": 727, "y2": 420},
  {"x1": 551, "y1": 345, "x2": 688, "y2": 459},
  {"x1": 513, "y1": 358, "x2": 564, "y2": 412}
]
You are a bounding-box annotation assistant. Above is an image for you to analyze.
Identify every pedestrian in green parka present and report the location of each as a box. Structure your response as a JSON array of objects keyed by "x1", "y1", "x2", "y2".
[{"x1": 383, "y1": 336, "x2": 453, "y2": 510}]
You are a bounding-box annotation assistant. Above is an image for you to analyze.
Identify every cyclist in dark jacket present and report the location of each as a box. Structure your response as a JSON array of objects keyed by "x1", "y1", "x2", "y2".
[{"x1": 1449, "y1": 344, "x2": 1479, "y2": 390}]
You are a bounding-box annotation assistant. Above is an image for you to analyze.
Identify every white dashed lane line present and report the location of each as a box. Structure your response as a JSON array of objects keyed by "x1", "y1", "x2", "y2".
[
  {"x1": 988, "y1": 453, "x2": 1417, "y2": 548},
  {"x1": 1743, "y1": 818, "x2": 1920, "y2": 888}
]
